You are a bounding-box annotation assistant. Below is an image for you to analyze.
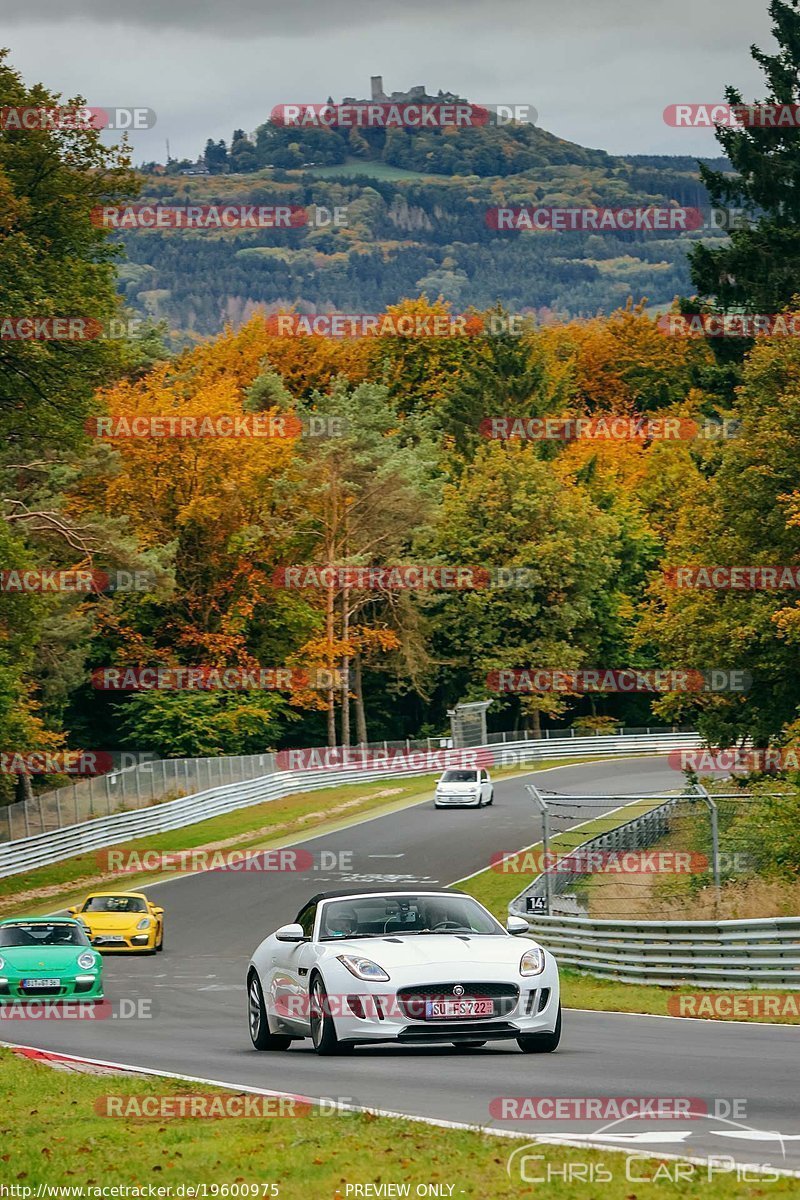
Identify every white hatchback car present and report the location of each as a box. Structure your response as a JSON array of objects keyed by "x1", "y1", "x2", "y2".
[{"x1": 434, "y1": 767, "x2": 493, "y2": 808}]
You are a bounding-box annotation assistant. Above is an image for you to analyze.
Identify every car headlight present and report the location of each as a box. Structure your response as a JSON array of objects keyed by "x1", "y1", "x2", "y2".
[
  {"x1": 77, "y1": 952, "x2": 97, "y2": 970},
  {"x1": 0, "y1": 956, "x2": 4, "y2": 970},
  {"x1": 520, "y1": 946, "x2": 546, "y2": 976},
  {"x1": 136, "y1": 918, "x2": 152, "y2": 930},
  {"x1": 337, "y1": 955, "x2": 390, "y2": 982}
]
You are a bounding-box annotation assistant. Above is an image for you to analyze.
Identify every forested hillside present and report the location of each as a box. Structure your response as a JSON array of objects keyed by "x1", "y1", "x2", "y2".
[{"x1": 123, "y1": 113, "x2": 731, "y2": 338}]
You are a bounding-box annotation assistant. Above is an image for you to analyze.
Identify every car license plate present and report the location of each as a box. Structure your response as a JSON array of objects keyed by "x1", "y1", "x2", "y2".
[
  {"x1": 97, "y1": 936, "x2": 125, "y2": 943},
  {"x1": 22, "y1": 978, "x2": 60, "y2": 989},
  {"x1": 426, "y1": 998, "x2": 494, "y2": 1019}
]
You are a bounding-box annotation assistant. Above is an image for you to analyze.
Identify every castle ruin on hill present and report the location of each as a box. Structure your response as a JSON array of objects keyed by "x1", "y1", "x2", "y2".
[{"x1": 340, "y1": 76, "x2": 465, "y2": 105}]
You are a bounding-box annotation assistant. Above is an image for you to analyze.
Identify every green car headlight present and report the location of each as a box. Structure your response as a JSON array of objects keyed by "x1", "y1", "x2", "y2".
[{"x1": 77, "y1": 951, "x2": 97, "y2": 970}]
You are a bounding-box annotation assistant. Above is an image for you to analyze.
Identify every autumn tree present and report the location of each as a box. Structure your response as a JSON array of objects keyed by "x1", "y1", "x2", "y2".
[{"x1": 425, "y1": 441, "x2": 622, "y2": 734}]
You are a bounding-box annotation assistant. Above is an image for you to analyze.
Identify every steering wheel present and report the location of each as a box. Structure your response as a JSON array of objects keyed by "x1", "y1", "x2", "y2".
[{"x1": 431, "y1": 919, "x2": 464, "y2": 931}]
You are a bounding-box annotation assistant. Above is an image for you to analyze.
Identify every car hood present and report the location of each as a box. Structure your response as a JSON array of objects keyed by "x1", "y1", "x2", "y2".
[
  {"x1": 0, "y1": 946, "x2": 91, "y2": 971},
  {"x1": 436, "y1": 782, "x2": 479, "y2": 792},
  {"x1": 79, "y1": 913, "x2": 145, "y2": 931},
  {"x1": 324, "y1": 934, "x2": 537, "y2": 969}
]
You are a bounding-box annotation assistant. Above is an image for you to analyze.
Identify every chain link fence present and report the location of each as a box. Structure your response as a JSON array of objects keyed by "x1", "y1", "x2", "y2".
[
  {"x1": 514, "y1": 783, "x2": 791, "y2": 920},
  {"x1": 0, "y1": 724, "x2": 694, "y2": 845}
]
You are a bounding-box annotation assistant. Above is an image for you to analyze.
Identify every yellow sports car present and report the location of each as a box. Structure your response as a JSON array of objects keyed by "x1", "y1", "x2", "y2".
[{"x1": 69, "y1": 892, "x2": 164, "y2": 953}]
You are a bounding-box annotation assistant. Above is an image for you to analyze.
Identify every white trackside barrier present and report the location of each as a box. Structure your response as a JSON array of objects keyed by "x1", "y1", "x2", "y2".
[{"x1": 0, "y1": 731, "x2": 703, "y2": 879}]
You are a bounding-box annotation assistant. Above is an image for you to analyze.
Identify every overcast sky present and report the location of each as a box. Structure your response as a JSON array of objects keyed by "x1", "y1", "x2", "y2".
[{"x1": 3, "y1": 0, "x2": 775, "y2": 162}]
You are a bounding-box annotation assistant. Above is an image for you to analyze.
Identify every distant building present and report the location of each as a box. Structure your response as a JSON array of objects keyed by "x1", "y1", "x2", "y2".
[
  {"x1": 180, "y1": 157, "x2": 210, "y2": 176},
  {"x1": 345, "y1": 77, "x2": 466, "y2": 106}
]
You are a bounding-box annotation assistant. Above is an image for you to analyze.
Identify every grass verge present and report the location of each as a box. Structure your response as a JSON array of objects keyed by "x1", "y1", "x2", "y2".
[{"x1": 1, "y1": 1047, "x2": 794, "y2": 1197}]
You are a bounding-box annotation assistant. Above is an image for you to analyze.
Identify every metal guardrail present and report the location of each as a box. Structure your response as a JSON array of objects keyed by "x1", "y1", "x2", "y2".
[
  {"x1": 509, "y1": 792, "x2": 800, "y2": 989},
  {"x1": 512, "y1": 913, "x2": 800, "y2": 989},
  {"x1": 0, "y1": 731, "x2": 702, "y2": 878}
]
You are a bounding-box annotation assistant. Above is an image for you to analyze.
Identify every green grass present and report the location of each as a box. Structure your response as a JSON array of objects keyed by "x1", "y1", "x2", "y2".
[
  {"x1": 0, "y1": 758, "x2": 591, "y2": 920},
  {"x1": 2, "y1": 1048, "x2": 793, "y2": 1197},
  {"x1": 560, "y1": 970, "x2": 800, "y2": 1024},
  {"x1": 456, "y1": 802, "x2": 800, "y2": 1025}
]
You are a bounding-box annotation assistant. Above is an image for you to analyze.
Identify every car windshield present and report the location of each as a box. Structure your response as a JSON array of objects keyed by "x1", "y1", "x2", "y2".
[
  {"x1": 440, "y1": 770, "x2": 478, "y2": 783},
  {"x1": 319, "y1": 894, "x2": 504, "y2": 939},
  {"x1": 83, "y1": 896, "x2": 147, "y2": 913},
  {"x1": 0, "y1": 923, "x2": 89, "y2": 948}
]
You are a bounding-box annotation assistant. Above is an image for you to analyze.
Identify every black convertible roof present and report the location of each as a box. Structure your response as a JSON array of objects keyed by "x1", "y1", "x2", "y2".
[{"x1": 302, "y1": 887, "x2": 465, "y2": 907}]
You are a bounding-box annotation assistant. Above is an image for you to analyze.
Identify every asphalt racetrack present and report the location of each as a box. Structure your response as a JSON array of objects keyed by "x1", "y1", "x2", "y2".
[{"x1": 5, "y1": 757, "x2": 799, "y2": 1175}]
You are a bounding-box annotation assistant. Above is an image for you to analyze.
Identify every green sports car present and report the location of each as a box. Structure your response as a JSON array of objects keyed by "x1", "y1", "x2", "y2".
[{"x1": 0, "y1": 917, "x2": 104, "y2": 1002}]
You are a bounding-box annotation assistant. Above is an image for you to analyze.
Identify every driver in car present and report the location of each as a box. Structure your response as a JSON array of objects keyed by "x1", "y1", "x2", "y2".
[
  {"x1": 424, "y1": 900, "x2": 452, "y2": 930},
  {"x1": 324, "y1": 908, "x2": 359, "y2": 938}
]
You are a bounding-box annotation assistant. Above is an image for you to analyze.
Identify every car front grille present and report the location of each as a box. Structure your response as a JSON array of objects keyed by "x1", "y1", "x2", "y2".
[
  {"x1": 396, "y1": 981, "x2": 520, "y2": 1020},
  {"x1": 398, "y1": 1022, "x2": 519, "y2": 1042}
]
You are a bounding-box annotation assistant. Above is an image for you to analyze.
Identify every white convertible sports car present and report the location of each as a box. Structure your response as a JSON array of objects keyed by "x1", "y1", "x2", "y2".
[{"x1": 247, "y1": 888, "x2": 560, "y2": 1056}]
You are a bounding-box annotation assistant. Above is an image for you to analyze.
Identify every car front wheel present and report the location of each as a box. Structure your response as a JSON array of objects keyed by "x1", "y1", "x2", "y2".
[
  {"x1": 309, "y1": 975, "x2": 352, "y2": 1056},
  {"x1": 517, "y1": 1004, "x2": 561, "y2": 1053},
  {"x1": 248, "y1": 972, "x2": 292, "y2": 1051}
]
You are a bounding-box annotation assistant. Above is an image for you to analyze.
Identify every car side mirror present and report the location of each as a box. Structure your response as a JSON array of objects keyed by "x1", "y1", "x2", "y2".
[
  {"x1": 275, "y1": 923, "x2": 306, "y2": 943},
  {"x1": 152, "y1": 907, "x2": 164, "y2": 917},
  {"x1": 506, "y1": 915, "x2": 529, "y2": 935},
  {"x1": 67, "y1": 906, "x2": 78, "y2": 916}
]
